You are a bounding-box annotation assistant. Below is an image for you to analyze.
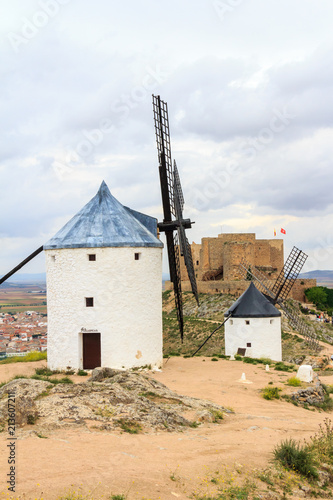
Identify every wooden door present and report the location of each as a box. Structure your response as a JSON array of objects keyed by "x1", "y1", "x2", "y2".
[{"x1": 83, "y1": 332, "x2": 101, "y2": 369}]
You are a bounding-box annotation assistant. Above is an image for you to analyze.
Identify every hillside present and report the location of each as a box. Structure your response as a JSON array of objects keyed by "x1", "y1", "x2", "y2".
[{"x1": 300, "y1": 269, "x2": 333, "y2": 287}]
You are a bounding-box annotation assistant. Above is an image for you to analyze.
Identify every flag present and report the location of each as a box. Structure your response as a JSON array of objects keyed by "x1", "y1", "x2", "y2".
[
  {"x1": 274, "y1": 229, "x2": 276, "y2": 237},
  {"x1": 281, "y1": 228, "x2": 286, "y2": 234}
]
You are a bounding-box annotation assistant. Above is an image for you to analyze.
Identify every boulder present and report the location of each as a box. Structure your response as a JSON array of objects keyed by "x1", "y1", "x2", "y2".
[
  {"x1": 90, "y1": 367, "x2": 122, "y2": 382},
  {"x1": 297, "y1": 364, "x2": 313, "y2": 383}
]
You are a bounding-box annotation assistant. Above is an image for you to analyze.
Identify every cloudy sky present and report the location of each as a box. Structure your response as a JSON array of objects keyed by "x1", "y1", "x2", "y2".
[{"x1": 1, "y1": 0, "x2": 333, "y2": 276}]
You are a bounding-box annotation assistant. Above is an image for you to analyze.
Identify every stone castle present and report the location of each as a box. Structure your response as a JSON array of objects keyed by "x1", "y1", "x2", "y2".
[{"x1": 174, "y1": 233, "x2": 315, "y2": 301}]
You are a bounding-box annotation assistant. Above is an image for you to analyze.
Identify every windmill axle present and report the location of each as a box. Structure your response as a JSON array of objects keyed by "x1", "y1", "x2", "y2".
[{"x1": 158, "y1": 219, "x2": 193, "y2": 232}]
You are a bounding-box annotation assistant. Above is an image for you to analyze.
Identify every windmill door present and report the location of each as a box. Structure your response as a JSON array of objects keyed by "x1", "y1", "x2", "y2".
[{"x1": 83, "y1": 332, "x2": 101, "y2": 369}]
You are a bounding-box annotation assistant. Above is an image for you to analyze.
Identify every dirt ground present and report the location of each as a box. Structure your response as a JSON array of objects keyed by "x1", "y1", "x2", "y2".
[{"x1": 1, "y1": 358, "x2": 333, "y2": 500}]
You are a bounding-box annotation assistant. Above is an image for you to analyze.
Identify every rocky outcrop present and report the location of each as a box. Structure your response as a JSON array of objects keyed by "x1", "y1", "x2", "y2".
[{"x1": 0, "y1": 371, "x2": 231, "y2": 434}]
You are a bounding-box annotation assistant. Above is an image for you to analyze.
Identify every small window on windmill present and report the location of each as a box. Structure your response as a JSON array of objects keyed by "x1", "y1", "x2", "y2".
[
  {"x1": 230, "y1": 319, "x2": 233, "y2": 325},
  {"x1": 196, "y1": 260, "x2": 199, "y2": 265},
  {"x1": 88, "y1": 254, "x2": 96, "y2": 261},
  {"x1": 134, "y1": 253, "x2": 140, "y2": 261},
  {"x1": 51, "y1": 255, "x2": 56, "y2": 262},
  {"x1": 85, "y1": 297, "x2": 94, "y2": 307},
  {"x1": 247, "y1": 342, "x2": 251, "y2": 347},
  {"x1": 270, "y1": 319, "x2": 274, "y2": 324},
  {"x1": 245, "y1": 320, "x2": 250, "y2": 325}
]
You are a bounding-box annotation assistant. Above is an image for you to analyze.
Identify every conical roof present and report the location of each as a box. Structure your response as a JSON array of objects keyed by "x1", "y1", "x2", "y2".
[
  {"x1": 44, "y1": 181, "x2": 163, "y2": 250},
  {"x1": 225, "y1": 282, "x2": 281, "y2": 318}
]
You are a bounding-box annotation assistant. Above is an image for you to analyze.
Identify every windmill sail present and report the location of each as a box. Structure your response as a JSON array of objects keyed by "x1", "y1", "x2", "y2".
[
  {"x1": 173, "y1": 163, "x2": 199, "y2": 304},
  {"x1": 271, "y1": 247, "x2": 308, "y2": 302},
  {"x1": 152, "y1": 95, "x2": 199, "y2": 339},
  {"x1": 239, "y1": 247, "x2": 320, "y2": 350},
  {"x1": 152, "y1": 95, "x2": 175, "y2": 219},
  {"x1": 0, "y1": 246, "x2": 43, "y2": 286}
]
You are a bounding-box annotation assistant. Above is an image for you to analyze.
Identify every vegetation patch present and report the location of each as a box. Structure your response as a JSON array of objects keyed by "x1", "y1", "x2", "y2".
[
  {"x1": 274, "y1": 361, "x2": 295, "y2": 372},
  {"x1": 261, "y1": 386, "x2": 281, "y2": 400},
  {"x1": 138, "y1": 391, "x2": 181, "y2": 404},
  {"x1": 35, "y1": 367, "x2": 58, "y2": 376},
  {"x1": 210, "y1": 409, "x2": 224, "y2": 423},
  {"x1": 94, "y1": 406, "x2": 115, "y2": 418},
  {"x1": 27, "y1": 414, "x2": 38, "y2": 425},
  {"x1": 286, "y1": 376, "x2": 302, "y2": 386},
  {"x1": 0, "y1": 351, "x2": 47, "y2": 364},
  {"x1": 31, "y1": 374, "x2": 74, "y2": 385},
  {"x1": 274, "y1": 438, "x2": 318, "y2": 479},
  {"x1": 116, "y1": 418, "x2": 142, "y2": 434}
]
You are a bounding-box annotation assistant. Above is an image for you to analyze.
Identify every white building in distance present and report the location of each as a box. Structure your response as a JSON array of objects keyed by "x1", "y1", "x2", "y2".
[
  {"x1": 224, "y1": 282, "x2": 282, "y2": 361},
  {"x1": 44, "y1": 181, "x2": 164, "y2": 371}
]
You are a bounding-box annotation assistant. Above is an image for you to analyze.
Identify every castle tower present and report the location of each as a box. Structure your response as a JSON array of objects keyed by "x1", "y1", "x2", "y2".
[
  {"x1": 44, "y1": 181, "x2": 164, "y2": 371},
  {"x1": 224, "y1": 282, "x2": 282, "y2": 361}
]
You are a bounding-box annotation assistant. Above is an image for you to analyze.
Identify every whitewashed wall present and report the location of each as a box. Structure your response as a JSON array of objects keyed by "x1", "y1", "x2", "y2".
[
  {"x1": 45, "y1": 246, "x2": 163, "y2": 370},
  {"x1": 225, "y1": 316, "x2": 282, "y2": 361}
]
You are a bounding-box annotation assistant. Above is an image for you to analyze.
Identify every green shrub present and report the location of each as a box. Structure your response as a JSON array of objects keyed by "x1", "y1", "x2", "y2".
[
  {"x1": 260, "y1": 357, "x2": 272, "y2": 365},
  {"x1": 262, "y1": 386, "x2": 281, "y2": 400},
  {"x1": 243, "y1": 357, "x2": 258, "y2": 365},
  {"x1": 27, "y1": 414, "x2": 37, "y2": 425},
  {"x1": 117, "y1": 418, "x2": 142, "y2": 434},
  {"x1": 315, "y1": 394, "x2": 333, "y2": 412},
  {"x1": 35, "y1": 367, "x2": 56, "y2": 376},
  {"x1": 274, "y1": 361, "x2": 294, "y2": 372},
  {"x1": 309, "y1": 418, "x2": 333, "y2": 464},
  {"x1": 52, "y1": 377, "x2": 74, "y2": 385},
  {"x1": 273, "y1": 438, "x2": 318, "y2": 479},
  {"x1": 210, "y1": 409, "x2": 224, "y2": 422},
  {"x1": 31, "y1": 375, "x2": 73, "y2": 384},
  {"x1": 77, "y1": 369, "x2": 88, "y2": 376},
  {"x1": 322, "y1": 383, "x2": 333, "y2": 395},
  {"x1": 287, "y1": 376, "x2": 302, "y2": 387}
]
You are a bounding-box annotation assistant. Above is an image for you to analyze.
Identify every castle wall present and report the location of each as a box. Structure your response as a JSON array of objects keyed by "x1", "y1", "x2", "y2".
[
  {"x1": 166, "y1": 279, "x2": 250, "y2": 297},
  {"x1": 292, "y1": 279, "x2": 317, "y2": 302},
  {"x1": 254, "y1": 239, "x2": 284, "y2": 279},
  {"x1": 255, "y1": 240, "x2": 273, "y2": 267},
  {"x1": 167, "y1": 278, "x2": 316, "y2": 302},
  {"x1": 46, "y1": 246, "x2": 163, "y2": 371},
  {"x1": 223, "y1": 241, "x2": 255, "y2": 280}
]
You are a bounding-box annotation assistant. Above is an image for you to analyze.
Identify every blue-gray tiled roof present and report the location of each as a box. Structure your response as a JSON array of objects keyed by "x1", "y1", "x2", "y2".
[{"x1": 44, "y1": 181, "x2": 163, "y2": 250}]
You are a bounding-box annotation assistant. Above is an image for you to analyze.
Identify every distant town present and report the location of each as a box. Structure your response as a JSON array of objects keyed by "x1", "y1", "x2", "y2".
[
  {"x1": 0, "y1": 310, "x2": 47, "y2": 359},
  {"x1": 0, "y1": 280, "x2": 47, "y2": 359}
]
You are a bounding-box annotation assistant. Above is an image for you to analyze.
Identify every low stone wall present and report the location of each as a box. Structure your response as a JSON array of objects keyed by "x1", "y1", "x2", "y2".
[{"x1": 291, "y1": 381, "x2": 325, "y2": 406}]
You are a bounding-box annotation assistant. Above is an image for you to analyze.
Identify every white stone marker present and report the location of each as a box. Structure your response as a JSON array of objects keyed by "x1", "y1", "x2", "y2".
[{"x1": 296, "y1": 365, "x2": 313, "y2": 383}]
